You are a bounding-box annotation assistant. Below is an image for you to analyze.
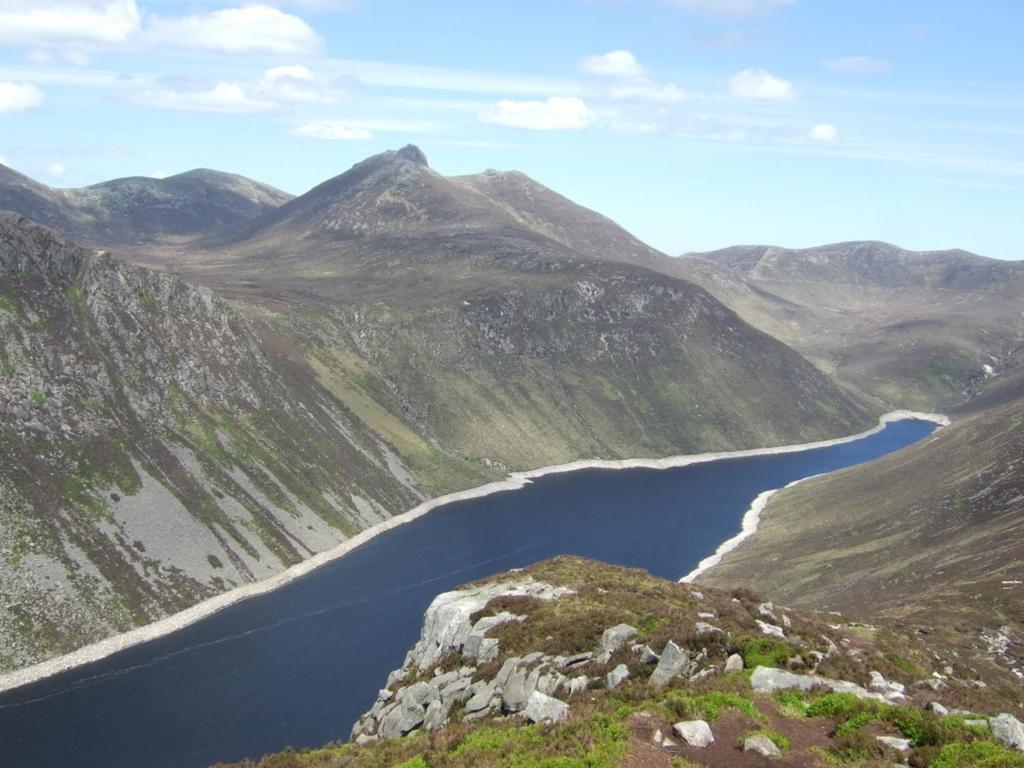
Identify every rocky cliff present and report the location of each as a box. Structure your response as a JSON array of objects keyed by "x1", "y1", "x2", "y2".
[
  {"x1": 217, "y1": 558, "x2": 1024, "y2": 768},
  {"x1": 0, "y1": 212, "x2": 425, "y2": 670}
]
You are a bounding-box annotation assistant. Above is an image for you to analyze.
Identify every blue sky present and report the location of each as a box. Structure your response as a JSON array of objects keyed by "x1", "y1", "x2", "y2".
[{"x1": 0, "y1": 0, "x2": 1022, "y2": 258}]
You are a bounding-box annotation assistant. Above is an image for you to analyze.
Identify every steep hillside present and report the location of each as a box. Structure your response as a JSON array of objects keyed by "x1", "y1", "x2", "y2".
[
  {"x1": 217, "y1": 558, "x2": 1024, "y2": 768},
  {"x1": 700, "y1": 385, "x2": 1024, "y2": 682},
  {"x1": 168, "y1": 146, "x2": 875, "y2": 468},
  {"x1": 0, "y1": 212, "x2": 448, "y2": 671},
  {"x1": 0, "y1": 162, "x2": 291, "y2": 248},
  {"x1": 679, "y1": 242, "x2": 1024, "y2": 410}
]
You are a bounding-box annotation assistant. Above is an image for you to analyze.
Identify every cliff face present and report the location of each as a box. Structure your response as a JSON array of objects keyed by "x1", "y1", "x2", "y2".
[
  {"x1": 0, "y1": 213, "x2": 424, "y2": 670},
  {"x1": 216, "y1": 558, "x2": 1024, "y2": 768}
]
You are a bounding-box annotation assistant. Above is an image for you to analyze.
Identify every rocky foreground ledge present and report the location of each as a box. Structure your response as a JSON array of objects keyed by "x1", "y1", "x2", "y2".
[{"x1": 220, "y1": 557, "x2": 1024, "y2": 768}]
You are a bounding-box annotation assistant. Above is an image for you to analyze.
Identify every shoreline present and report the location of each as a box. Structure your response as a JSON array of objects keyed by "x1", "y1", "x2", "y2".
[{"x1": 0, "y1": 409, "x2": 949, "y2": 697}]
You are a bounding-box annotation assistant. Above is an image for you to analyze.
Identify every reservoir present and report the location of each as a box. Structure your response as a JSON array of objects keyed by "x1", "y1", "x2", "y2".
[{"x1": 0, "y1": 418, "x2": 938, "y2": 768}]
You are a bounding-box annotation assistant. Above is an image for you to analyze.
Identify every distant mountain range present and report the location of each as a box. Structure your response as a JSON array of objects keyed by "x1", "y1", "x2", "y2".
[
  {"x1": 0, "y1": 163, "x2": 291, "y2": 247},
  {"x1": 677, "y1": 242, "x2": 1024, "y2": 410}
]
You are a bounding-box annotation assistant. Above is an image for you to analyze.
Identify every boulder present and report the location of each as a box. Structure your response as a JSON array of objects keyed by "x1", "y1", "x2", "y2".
[
  {"x1": 695, "y1": 622, "x2": 723, "y2": 635},
  {"x1": 568, "y1": 675, "x2": 589, "y2": 695},
  {"x1": 876, "y1": 736, "x2": 911, "y2": 752},
  {"x1": 756, "y1": 620, "x2": 785, "y2": 638},
  {"x1": 601, "y1": 624, "x2": 638, "y2": 655},
  {"x1": 639, "y1": 645, "x2": 660, "y2": 665},
  {"x1": 672, "y1": 720, "x2": 714, "y2": 748},
  {"x1": 650, "y1": 640, "x2": 691, "y2": 687},
  {"x1": 744, "y1": 734, "x2": 781, "y2": 757},
  {"x1": 928, "y1": 701, "x2": 950, "y2": 716},
  {"x1": 992, "y1": 714, "x2": 1024, "y2": 751},
  {"x1": 750, "y1": 666, "x2": 885, "y2": 702},
  {"x1": 523, "y1": 691, "x2": 568, "y2": 724},
  {"x1": 606, "y1": 664, "x2": 630, "y2": 690},
  {"x1": 725, "y1": 653, "x2": 744, "y2": 673}
]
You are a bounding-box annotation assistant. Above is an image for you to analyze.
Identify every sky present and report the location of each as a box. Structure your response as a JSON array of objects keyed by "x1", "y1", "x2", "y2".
[{"x1": 0, "y1": 1, "x2": 1022, "y2": 259}]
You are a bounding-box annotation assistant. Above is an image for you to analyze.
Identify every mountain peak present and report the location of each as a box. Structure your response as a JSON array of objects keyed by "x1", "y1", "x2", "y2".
[{"x1": 394, "y1": 144, "x2": 429, "y2": 167}]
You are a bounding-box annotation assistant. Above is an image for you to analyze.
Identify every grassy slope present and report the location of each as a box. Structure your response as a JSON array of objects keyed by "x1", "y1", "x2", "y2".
[
  {"x1": 700, "y1": 377, "x2": 1024, "y2": 678},
  {"x1": 216, "y1": 558, "x2": 1024, "y2": 768},
  {"x1": 675, "y1": 244, "x2": 1024, "y2": 411}
]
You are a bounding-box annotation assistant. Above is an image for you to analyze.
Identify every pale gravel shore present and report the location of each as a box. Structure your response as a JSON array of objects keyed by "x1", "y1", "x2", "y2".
[
  {"x1": 680, "y1": 410, "x2": 950, "y2": 584},
  {"x1": 0, "y1": 410, "x2": 949, "y2": 696}
]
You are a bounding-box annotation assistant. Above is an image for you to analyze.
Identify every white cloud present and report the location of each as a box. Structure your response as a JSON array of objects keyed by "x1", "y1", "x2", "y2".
[
  {"x1": 136, "y1": 82, "x2": 272, "y2": 114},
  {"x1": 290, "y1": 121, "x2": 374, "y2": 140},
  {"x1": 809, "y1": 122, "x2": 838, "y2": 141},
  {"x1": 0, "y1": 0, "x2": 141, "y2": 46},
  {"x1": 0, "y1": 81, "x2": 45, "y2": 113},
  {"x1": 728, "y1": 69, "x2": 797, "y2": 100},
  {"x1": 255, "y1": 65, "x2": 341, "y2": 103},
  {"x1": 47, "y1": 161, "x2": 66, "y2": 179},
  {"x1": 824, "y1": 56, "x2": 891, "y2": 74},
  {"x1": 581, "y1": 50, "x2": 646, "y2": 78},
  {"x1": 609, "y1": 80, "x2": 689, "y2": 103},
  {"x1": 146, "y1": 5, "x2": 323, "y2": 56},
  {"x1": 655, "y1": 0, "x2": 795, "y2": 17},
  {"x1": 478, "y1": 97, "x2": 594, "y2": 131}
]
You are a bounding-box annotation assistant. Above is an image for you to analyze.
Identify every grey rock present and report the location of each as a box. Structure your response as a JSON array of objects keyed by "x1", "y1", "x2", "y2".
[
  {"x1": 695, "y1": 622, "x2": 723, "y2": 635},
  {"x1": 744, "y1": 734, "x2": 781, "y2": 757},
  {"x1": 559, "y1": 652, "x2": 593, "y2": 669},
  {"x1": 725, "y1": 653, "x2": 744, "y2": 673},
  {"x1": 423, "y1": 699, "x2": 447, "y2": 732},
  {"x1": 600, "y1": 624, "x2": 638, "y2": 655},
  {"x1": 650, "y1": 640, "x2": 691, "y2": 687},
  {"x1": 464, "y1": 681, "x2": 498, "y2": 714},
  {"x1": 606, "y1": 664, "x2": 630, "y2": 690},
  {"x1": 750, "y1": 666, "x2": 885, "y2": 702},
  {"x1": 568, "y1": 675, "x2": 589, "y2": 695},
  {"x1": 876, "y1": 736, "x2": 911, "y2": 752},
  {"x1": 523, "y1": 691, "x2": 568, "y2": 725},
  {"x1": 639, "y1": 645, "x2": 660, "y2": 665},
  {"x1": 672, "y1": 720, "x2": 714, "y2": 747},
  {"x1": 992, "y1": 714, "x2": 1024, "y2": 751},
  {"x1": 928, "y1": 701, "x2": 950, "y2": 716}
]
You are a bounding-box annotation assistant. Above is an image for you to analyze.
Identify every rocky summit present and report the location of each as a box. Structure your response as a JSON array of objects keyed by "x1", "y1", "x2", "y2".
[{"x1": 217, "y1": 558, "x2": 1024, "y2": 768}]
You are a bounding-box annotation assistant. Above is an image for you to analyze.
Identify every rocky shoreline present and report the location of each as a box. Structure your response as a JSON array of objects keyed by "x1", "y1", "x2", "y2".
[{"x1": 0, "y1": 410, "x2": 948, "y2": 697}]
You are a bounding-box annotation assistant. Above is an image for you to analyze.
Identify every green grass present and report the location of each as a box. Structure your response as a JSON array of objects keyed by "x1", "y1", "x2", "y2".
[
  {"x1": 733, "y1": 635, "x2": 801, "y2": 669},
  {"x1": 930, "y1": 741, "x2": 1024, "y2": 768},
  {"x1": 663, "y1": 690, "x2": 764, "y2": 723}
]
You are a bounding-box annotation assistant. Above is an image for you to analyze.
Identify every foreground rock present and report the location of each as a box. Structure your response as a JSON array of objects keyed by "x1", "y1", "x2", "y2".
[{"x1": 673, "y1": 720, "x2": 714, "y2": 747}]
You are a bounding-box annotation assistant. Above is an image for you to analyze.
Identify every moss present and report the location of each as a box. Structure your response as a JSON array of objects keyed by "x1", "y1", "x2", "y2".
[{"x1": 31, "y1": 391, "x2": 45, "y2": 405}]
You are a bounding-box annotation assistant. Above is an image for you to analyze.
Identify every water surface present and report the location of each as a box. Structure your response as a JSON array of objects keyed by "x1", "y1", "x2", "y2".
[{"x1": 0, "y1": 419, "x2": 937, "y2": 768}]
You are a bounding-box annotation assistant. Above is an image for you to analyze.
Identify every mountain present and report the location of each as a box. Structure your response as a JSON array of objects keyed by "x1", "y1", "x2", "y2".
[
  {"x1": 215, "y1": 557, "x2": 1024, "y2": 768},
  {"x1": 700, "y1": 369, "x2": 1024, "y2": 681},
  {"x1": 0, "y1": 162, "x2": 292, "y2": 248},
  {"x1": 0, "y1": 212, "x2": 448, "y2": 670},
  {"x1": 678, "y1": 242, "x2": 1024, "y2": 410},
  {"x1": 0, "y1": 149, "x2": 879, "y2": 670},
  {"x1": 174, "y1": 146, "x2": 876, "y2": 470}
]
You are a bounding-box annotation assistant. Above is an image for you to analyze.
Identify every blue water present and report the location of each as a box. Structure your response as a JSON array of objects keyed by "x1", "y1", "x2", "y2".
[{"x1": 0, "y1": 419, "x2": 937, "y2": 768}]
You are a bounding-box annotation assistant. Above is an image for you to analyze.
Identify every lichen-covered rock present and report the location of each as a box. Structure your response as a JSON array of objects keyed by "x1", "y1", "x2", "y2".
[
  {"x1": 992, "y1": 713, "x2": 1024, "y2": 752},
  {"x1": 744, "y1": 734, "x2": 781, "y2": 757},
  {"x1": 523, "y1": 691, "x2": 568, "y2": 724},
  {"x1": 650, "y1": 640, "x2": 691, "y2": 687},
  {"x1": 672, "y1": 720, "x2": 714, "y2": 747}
]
